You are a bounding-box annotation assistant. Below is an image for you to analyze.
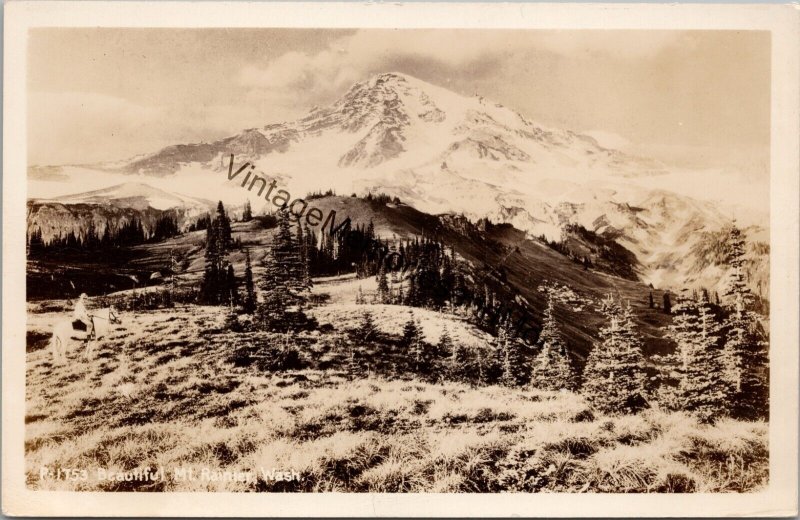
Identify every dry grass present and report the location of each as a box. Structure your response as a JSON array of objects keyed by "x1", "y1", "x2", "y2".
[{"x1": 25, "y1": 303, "x2": 768, "y2": 493}]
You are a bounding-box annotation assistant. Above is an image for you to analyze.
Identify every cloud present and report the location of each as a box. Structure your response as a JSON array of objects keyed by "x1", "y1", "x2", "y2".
[
  {"x1": 241, "y1": 51, "x2": 328, "y2": 90},
  {"x1": 28, "y1": 92, "x2": 258, "y2": 165},
  {"x1": 237, "y1": 31, "x2": 515, "y2": 102},
  {"x1": 29, "y1": 92, "x2": 164, "y2": 165},
  {"x1": 237, "y1": 30, "x2": 684, "y2": 102}
]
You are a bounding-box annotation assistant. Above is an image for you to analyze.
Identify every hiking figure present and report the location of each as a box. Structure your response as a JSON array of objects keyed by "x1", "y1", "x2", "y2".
[
  {"x1": 72, "y1": 293, "x2": 95, "y2": 340},
  {"x1": 51, "y1": 302, "x2": 121, "y2": 364}
]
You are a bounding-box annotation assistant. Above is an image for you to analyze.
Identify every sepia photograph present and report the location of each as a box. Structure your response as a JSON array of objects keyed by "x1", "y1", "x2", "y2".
[{"x1": 3, "y1": 2, "x2": 798, "y2": 517}]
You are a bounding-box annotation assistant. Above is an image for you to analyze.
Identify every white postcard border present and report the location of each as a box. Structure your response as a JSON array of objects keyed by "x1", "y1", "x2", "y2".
[{"x1": 3, "y1": 2, "x2": 798, "y2": 517}]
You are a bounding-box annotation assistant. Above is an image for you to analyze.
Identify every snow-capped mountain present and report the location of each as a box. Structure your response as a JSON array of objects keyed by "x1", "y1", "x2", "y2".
[
  {"x1": 102, "y1": 72, "x2": 666, "y2": 180},
  {"x1": 29, "y1": 73, "x2": 769, "y2": 295}
]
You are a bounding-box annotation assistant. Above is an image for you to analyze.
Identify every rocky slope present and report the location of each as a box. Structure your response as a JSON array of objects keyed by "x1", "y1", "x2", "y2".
[{"x1": 27, "y1": 183, "x2": 214, "y2": 243}]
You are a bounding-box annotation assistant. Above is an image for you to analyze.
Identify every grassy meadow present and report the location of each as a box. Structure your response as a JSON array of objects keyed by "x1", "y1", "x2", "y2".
[{"x1": 25, "y1": 276, "x2": 768, "y2": 493}]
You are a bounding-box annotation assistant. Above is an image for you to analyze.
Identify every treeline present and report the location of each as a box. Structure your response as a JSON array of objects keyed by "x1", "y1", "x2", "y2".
[
  {"x1": 309, "y1": 190, "x2": 402, "y2": 204},
  {"x1": 27, "y1": 213, "x2": 180, "y2": 254},
  {"x1": 364, "y1": 192, "x2": 401, "y2": 205},
  {"x1": 307, "y1": 220, "x2": 533, "y2": 339},
  {"x1": 368, "y1": 237, "x2": 535, "y2": 341},
  {"x1": 309, "y1": 221, "x2": 385, "y2": 277},
  {"x1": 539, "y1": 223, "x2": 638, "y2": 280},
  {"x1": 188, "y1": 201, "x2": 273, "y2": 233},
  {"x1": 306, "y1": 189, "x2": 337, "y2": 201},
  {"x1": 187, "y1": 214, "x2": 211, "y2": 232}
]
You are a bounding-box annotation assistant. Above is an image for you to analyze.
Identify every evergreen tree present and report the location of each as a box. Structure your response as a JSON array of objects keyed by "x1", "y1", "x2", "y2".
[
  {"x1": 452, "y1": 273, "x2": 467, "y2": 308},
  {"x1": 405, "y1": 273, "x2": 419, "y2": 306},
  {"x1": 323, "y1": 231, "x2": 335, "y2": 268},
  {"x1": 258, "y1": 248, "x2": 288, "y2": 329},
  {"x1": 497, "y1": 316, "x2": 528, "y2": 387},
  {"x1": 242, "y1": 200, "x2": 253, "y2": 222},
  {"x1": 353, "y1": 312, "x2": 378, "y2": 343},
  {"x1": 100, "y1": 225, "x2": 112, "y2": 249},
  {"x1": 303, "y1": 224, "x2": 315, "y2": 289},
  {"x1": 447, "y1": 343, "x2": 473, "y2": 384},
  {"x1": 437, "y1": 326, "x2": 454, "y2": 357},
  {"x1": 722, "y1": 223, "x2": 751, "y2": 310},
  {"x1": 530, "y1": 294, "x2": 575, "y2": 391},
  {"x1": 226, "y1": 264, "x2": 238, "y2": 307},
  {"x1": 151, "y1": 214, "x2": 179, "y2": 242},
  {"x1": 660, "y1": 293, "x2": 728, "y2": 423},
  {"x1": 296, "y1": 223, "x2": 312, "y2": 291},
  {"x1": 377, "y1": 263, "x2": 390, "y2": 303},
  {"x1": 582, "y1": 297, "x2": 647, "y2": 414},
  {"x1": 205, "y1": 223, "x2": 214, "y2": 251},
  {"x1": 275, "y1": 208, "x2": 307, "y2": 296},
  {"x1": 200, "y1": 201, "x2": 233, "y2": 305},
  {"x1": 257, "y1": 208, "x2": 311, "y2": 330},
  {"x1": 720, "y1": 224, "x2": 769, "y2": 420},
  {"x1": 85, "y1": 221, "x2": 98, "y2": 249},
  {"x1": 648, "y1": 291, "x2": 654, "y2": 309},
  {"x1": 402, "y1": 312, "x2": 432, "y2": 375},
  {"x1": 476, "y1": 345, "x2": 500, "y2": 386},
  {"x1": 216, "y1": 201, "x2": 232, "y2": 250},
  {"x1": 28, "y1": 228, "x2": 44, "y2": 255},
  {"x1": 200, "y1": 263, "x2": 220, "y2": 304},
  {"x1": 243, "y1": 249, "x2": 256, "y2": 314},
  {"x1": 438, "y1": 255, "x2": 455, "y2": 307},
  {"x1": 224, "y1": 305, "x2": 240, "y2": 331},
  {"x1": 663, "y1": 292, "x2": 672, "y2": 314}
]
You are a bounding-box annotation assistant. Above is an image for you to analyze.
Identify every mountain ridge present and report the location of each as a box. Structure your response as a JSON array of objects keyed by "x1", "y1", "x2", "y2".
[
  {"x1": 27, "y1": 182, "x2": 216, "y2": 244},
  {"x1": 37, "y1": 182, "x2": 215, "y2": 211},
  {"x1": 27, "y1": 72, "x2": 769, "y2": 296}
]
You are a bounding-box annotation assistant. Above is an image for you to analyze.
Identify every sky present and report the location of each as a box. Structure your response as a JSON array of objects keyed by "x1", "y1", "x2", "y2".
[{"x1": 28, "y1": 28, "x2": 770, "y2": 182}]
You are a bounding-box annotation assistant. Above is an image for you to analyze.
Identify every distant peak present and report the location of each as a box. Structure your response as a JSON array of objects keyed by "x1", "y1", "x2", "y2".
[
  {"x1": 105, "y1": 182, "x2": 163, "y2": 192},
  {"x1": 359, "y1": 71, "x2": 424, "y2": 91},
  {"x1": 373, "y1": 71, "x2": 411, "y2": 82}
]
